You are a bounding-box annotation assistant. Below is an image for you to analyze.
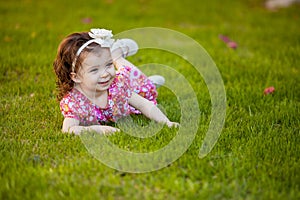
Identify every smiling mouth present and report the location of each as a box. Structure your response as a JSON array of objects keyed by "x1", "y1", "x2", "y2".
[{"x1": 98, "y1": 80, "x2": 110, "y2": 85}]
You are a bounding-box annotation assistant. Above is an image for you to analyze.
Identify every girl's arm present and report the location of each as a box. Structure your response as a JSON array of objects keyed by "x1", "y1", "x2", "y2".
[
  {"x1": 62, "y1": 118, "x2": 119, "y2": 135},
  {"x1": 129, "y1": 92, "x2": 179, "y2": 127}
]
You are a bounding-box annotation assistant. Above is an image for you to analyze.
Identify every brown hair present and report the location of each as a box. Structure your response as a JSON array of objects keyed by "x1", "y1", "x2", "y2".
[{"x1": 53, "y1": 32, "x2": 91, "y2": 101}]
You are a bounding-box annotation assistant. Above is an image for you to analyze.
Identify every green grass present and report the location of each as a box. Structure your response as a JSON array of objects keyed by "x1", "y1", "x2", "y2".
[{"x1": 1, "y1": 0, "x2": 299, "y2": 199}]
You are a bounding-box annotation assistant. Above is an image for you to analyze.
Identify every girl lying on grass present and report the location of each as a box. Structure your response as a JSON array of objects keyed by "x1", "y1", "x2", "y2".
[{"x1": 53, "y1": 28, "x2": 179, "y2": 135}]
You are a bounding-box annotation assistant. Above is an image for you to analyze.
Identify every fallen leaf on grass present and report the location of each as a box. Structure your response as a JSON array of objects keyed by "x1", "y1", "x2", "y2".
[{"x1": 265, "y1": 0, "x2": 298, "y2": 11}]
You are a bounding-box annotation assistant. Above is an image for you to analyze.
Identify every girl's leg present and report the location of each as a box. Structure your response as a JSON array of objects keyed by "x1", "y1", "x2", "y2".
[
  {"x1": 113, "y1": 56, "x2": 136, "y2": 70},
  {"x1": 111, "y1": 38, "x2": 138, "y2": 67}
]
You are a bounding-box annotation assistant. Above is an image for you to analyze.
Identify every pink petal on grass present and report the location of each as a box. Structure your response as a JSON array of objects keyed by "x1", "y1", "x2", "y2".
[
  {"x1": 81, "y1": 17, "x2": 92, "y2": 24},
  {"x1": 264, "y1": 86, "x2": 275, "y2": 95},
  {"x1": 227, "y1": 41, "x2": 238, "y2": 49},
  {"x1": 219, "y1": 34, "x2": 238, "y2": 49},
  {"x1": 219, "y1": 34, "x2": 231, "y2": 43}
]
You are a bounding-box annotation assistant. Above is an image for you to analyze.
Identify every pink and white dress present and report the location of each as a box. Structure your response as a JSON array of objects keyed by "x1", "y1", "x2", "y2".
[{"x1": 60, "y1": 65, "x2": 158, "y2": 125}]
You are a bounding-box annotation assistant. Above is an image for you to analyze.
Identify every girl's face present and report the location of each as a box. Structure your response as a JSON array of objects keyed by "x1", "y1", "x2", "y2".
[{"x1": 74, "y1": 47, "x2": 116, "y2": 96}]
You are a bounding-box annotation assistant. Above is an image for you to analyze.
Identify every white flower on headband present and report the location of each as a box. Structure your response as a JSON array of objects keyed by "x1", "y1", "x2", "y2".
[
  {"x1": 88, "y1": 28, "x2": 114, "y2": 47},
  {"x1": 72, "y1": 28, "x2": 115, "y2": 72}
]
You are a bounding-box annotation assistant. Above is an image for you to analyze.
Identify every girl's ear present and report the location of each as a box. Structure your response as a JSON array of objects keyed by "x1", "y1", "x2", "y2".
[{"x1": 70, "y1": 72, "x2": 81, "y2": 83}]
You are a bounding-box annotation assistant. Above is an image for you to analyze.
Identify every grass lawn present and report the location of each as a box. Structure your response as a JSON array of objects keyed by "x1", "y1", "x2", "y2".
[{"x1": 1, "y1": 0, "x2": 299, "y2": 199}]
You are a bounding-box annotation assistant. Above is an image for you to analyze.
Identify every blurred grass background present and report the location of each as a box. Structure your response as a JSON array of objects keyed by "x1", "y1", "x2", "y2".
[{"x1": 1, "y1": 0, "x2": 299, "y2": 199}]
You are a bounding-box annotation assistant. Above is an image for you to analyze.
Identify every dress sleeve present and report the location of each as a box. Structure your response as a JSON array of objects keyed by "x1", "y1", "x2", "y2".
[
  {"x1": 115, "y1": 65, "x2": 158, "y2": 115},
  {"x1": 60, "y1": 96, "x2": 80, "y2": 121},
  {"x1": 124, "y1": 65, "x2": 158, "y2": 104},
  {"x1": 115, "y1": 66, "x2": 133, "y2": 98}
]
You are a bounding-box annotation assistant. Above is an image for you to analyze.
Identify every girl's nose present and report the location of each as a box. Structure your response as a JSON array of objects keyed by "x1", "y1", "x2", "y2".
[{"x1": 100, "y1": 70, "x2": 109, "y2": 78}]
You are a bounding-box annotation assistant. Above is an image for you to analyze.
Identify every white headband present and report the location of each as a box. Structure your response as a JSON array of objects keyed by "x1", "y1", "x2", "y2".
[{"x1": 71, "y1": 28, "x2": 115, "y2": 72}]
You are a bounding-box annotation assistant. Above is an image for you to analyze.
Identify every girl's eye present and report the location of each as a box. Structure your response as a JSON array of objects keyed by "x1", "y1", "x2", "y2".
[
  {"x1": 90, "y1": 68, "x2": 98, "y2": 73},
  {"x1": 106, "y1": 62, "x2": 113, "y2": 67}
]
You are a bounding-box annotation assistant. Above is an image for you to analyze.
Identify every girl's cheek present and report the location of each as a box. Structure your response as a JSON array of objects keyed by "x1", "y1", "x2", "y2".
[{"x1": 110, "y1": 69, "x2": 116, "y2": 77}]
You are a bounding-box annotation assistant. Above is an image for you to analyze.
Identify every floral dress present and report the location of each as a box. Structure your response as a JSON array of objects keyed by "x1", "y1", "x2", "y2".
[{"x1": 60, "y1": 65, "x2": 158, "y2": 125}]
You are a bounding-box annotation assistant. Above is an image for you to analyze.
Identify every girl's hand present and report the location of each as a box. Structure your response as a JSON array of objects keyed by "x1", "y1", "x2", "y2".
[
  {"x1": 129, "y1": 93, "x2": 180, "y2": 128},
  {"x1": 166, "y1": 121, "x2": 180, "y2": 128},
  {"x1": 62, "y1": 118, "x2": 120, "y2": 135},
  {"x1": 96, "y1": 125, "x2": 120, "y2": 135}
]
